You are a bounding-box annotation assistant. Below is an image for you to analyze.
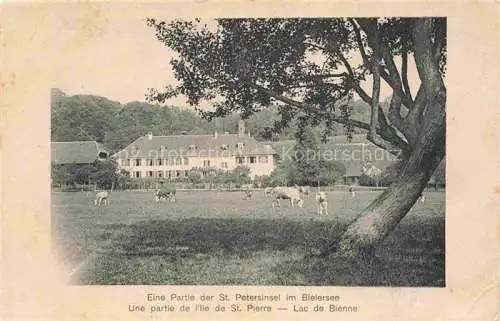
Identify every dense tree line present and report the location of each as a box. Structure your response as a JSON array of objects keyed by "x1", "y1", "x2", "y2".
[
  {"x1": 51, "y1": 161, "x2": 128, "y2": 190},
  {"x1": 51, "y1": 88, "x2": 373, "y2": 153}
]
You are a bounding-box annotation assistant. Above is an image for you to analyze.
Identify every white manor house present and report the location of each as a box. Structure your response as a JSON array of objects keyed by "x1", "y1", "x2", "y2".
[{"x1": 113, "y1": 121, "x2": 277, "y2": 180}]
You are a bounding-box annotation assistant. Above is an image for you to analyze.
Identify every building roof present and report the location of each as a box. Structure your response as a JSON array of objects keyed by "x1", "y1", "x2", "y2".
[
  {"x1": 112, "y1": 133, "x2": 277, "y2": 160},
  {"x1": 269, "y1": 135, "x2": 398, "y2": 177},
  {"x1": 51, "y1": 141, "x2": 107, "y2": 165}
]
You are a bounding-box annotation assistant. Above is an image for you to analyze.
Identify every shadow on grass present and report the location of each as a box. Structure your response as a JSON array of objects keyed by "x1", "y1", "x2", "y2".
[
  {"x1": 304, "y1": 215, "x2": 445, "y2": 287},
  {"x1": 73, "y1": 216, "x2": 444, "y2": 286},
  {"x1": 92, "y1": 217, "x2": 344, "y2": 255}
]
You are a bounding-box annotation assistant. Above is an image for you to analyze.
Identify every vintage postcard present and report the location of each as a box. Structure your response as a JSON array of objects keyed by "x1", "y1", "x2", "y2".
[{"x1": 1, "y1": 1, "x2": 499, "y2": 320}]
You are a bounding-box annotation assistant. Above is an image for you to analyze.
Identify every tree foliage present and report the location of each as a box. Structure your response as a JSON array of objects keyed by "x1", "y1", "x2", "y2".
[
  {"x1": 292, "y1": 124, "x2": 322, "y2": 184},
  {"x1": 51, "y1": 161, "x2": 128, "y2": 190}
]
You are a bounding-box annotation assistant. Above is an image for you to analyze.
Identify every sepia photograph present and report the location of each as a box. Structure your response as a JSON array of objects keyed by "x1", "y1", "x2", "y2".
[
  {"x1": 2, "y1": 2, "x2": 499, "y2": 320},
  {"x1": 51, "y1": 16, "x2": 446, "y2": 286}
]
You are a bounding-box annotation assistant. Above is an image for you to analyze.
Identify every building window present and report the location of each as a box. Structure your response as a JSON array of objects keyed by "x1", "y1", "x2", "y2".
[
  {"x1": 236, "y1": 142, "x2": 244, "y2": 149},
  {"x1": 184, "y1": 157, "x2": 189, "y2": 165},
  {"x1": 236, "y1": 157, "x2": 245, "y2": 164},
  {"x1": 135, "y1": 171, "x2": 140, "y2": 178},
  {"x1": 176, "y1": 170, "x2": 181, "y2": 177},
  {"x1": 248, "y1": 156, "x2": 256, "y2": 164},
  {"x1": 168, "y1": 171, "x2": 172, "y2": 178},
  {"x1": 148, "y1": 159, "x2": 153, "y2": 166},
  {"x1": 158, "y1": 171, "x2": 163, "y2": 178},
  {"x1": 259, "y1": 156, "x2": 268, "y2": 163},
  {"x1": 135, "y1": 159, "x2": 141, "y2": 166},
  {"x1": 147, "y1": 171, "x2": 154, "y2": 178},
  {"x1": 157, "y1": 159, "x2": 163, "y2": 166},
  {"x1": 221, "y1": 162, "x2": 228, "y2": 169},
  {"x1": 203, "y1": 160, "x2": 211, "y2": 167}
]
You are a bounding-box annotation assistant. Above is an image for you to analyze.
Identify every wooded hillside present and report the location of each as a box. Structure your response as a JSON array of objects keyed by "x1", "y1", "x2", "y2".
[{"x1": 51, "y1": 88, "x2": 374, "y2": 152}]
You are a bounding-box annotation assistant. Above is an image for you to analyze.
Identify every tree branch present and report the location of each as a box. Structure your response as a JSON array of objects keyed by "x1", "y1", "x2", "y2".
[
  {"x1": 208, "y1": 33, "x2": 410, "y2": 156},
  {"x1": 349, "y1": 19, "x2": 370, "y2": 66},
  {"x1": 303, "y1": 41, "x2": 327, "y2": 52},
  {"x1": 355, "y1": 18, "x2": 413, "y2": 109},
  {"x1": 344, "y1": 86, "x2": 408, "y2": 156},
  {"x1": 347, "y1": 75, "x2": 409, "y2": 152},
  {"x1": 381, "y1": 49, "x2": 413, "y2": 109},
  {"x1": 387, "y1": 91, "x2": 418, "y2": 149},
  {"x1": 368, "y1": 26, "x2": 381, "y2": 141},
  {"x1": 335, "y1": 48, "x2": 357, "y2": 79},
  {"x1": 296, "y1": 72, "x2": 349, "y2": 83},
  {"x1": 402, "y1": 84, "x2": 425, "y2": 146},
  {"x1": 243, "y1": 81, "x2": 370, "y2": 130},
  {"x1": 243, "y1": 79, "x2": 407, "y2": 156},
  {"x1": 411, "y1": 18, "x2": 446, "y2": 153},
  {"x1": 366, "y1": 130, "x2": 404, "y2": 156},
  {"x1": 388, "y1": 92, "x2": 405, "y2": 132},
  {"x1": 367, "y1": 25, "x2": 407, "y2": 154},
  {"x1": 401, "y1": 45, "x2": 413, "y2": 102},
  {"x1": 413, "y1": 18, "x2": 445, "y2": 92},
  {"x1": 412, "y1": 84, "x2": 427, "y2": 114},
  {"x1": 353, "y1": 83, "x2": 372, "y2": 105}
]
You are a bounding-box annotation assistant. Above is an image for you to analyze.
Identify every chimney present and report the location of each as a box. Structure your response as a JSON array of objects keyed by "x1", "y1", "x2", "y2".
[
  {"x1": 147, "y1": 132, "x2": 153, "y2": 140},
  {"x1": 238, "y1": 120, "x2": 246, "y2": 137}
]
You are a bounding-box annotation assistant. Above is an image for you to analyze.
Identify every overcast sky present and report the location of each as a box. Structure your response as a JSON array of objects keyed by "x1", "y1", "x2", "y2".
[
  {"x1": 53, "y1": 15, "x2": 182, "y2": 105},
  {"x1": 53, "y1": 14, "x2": 420, "y2": 108}
]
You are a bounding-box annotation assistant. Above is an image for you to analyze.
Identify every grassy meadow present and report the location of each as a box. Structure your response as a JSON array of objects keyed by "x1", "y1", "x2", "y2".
[{"x1": 52, "y1": 189, "x2": 445, "y2": 286}]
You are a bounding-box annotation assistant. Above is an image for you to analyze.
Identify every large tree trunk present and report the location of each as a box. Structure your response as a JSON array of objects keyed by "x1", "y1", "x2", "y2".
[
  {"x1": 323, "y1": 18, "x2": 446, "y2": 260},
  {"x1": 330, "y1": 131, "x2": 444, "y2": 259},
  {"x1": 335, "y1": 151, "x2": 443, "y2": 259},
  {"x1": 334, "y1": 121, "x2": 444, "y2": 259},
  {"x1": 331, "y1": 105, "x2": 445, "y2": 259}
]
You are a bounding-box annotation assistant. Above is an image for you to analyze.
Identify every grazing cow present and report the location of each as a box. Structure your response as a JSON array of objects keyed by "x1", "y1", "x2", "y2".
[
  {"x1": 264, "y1": 187, "x2": 274, "y2": 197},
  {"x1": 94, "y1": 191, "x2": 110, "y2": 206},
  {"x1": 155, "y1": 187, "x2": 176, "y2": 202},
  {"x1": 242, "y1": 190, "x2": 253, "y2": 200},
  {"x1": 272, "y1": 187, "x2": 304, "y2": 208},
  {"x1": 316, "y1": 191, "x2": 328, "y2": 215},
  {"x1": 295, "y1": 185, "x2": 311, "y2": 199}
]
